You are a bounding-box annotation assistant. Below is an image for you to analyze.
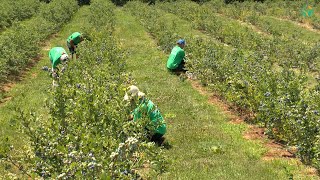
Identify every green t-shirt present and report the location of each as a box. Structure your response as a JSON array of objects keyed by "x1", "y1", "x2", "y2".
[
  {"x1": 132, "y1": 98, "x2": 166, "y2": 135},
  {"x1": 166, "y1": 46, "x2": 185, "y2": 70},
  {"x1": 67, "y1": 32, "x2": 82, "y2": 45},
  {"x1": 49, "y1": 47, "x2": 67, "y2": 69}
]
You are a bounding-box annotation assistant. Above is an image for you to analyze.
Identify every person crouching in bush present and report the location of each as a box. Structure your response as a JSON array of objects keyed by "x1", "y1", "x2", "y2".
[
  {"x1": 166, "y1": 39, "x2": 186, "y2": 74},
  {"x1": 67, "y1": 32, "x2": 84, "y2": 59},
  {"x1": 124, "y1": 85, "x2": 167, "y2": 145},
  {"x1": 49, "y1": 47, "x2": 69, "y2": 87}
]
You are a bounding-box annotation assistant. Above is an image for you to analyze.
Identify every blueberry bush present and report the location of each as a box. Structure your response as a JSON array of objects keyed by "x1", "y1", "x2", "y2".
[
  {"x1": 0, "y1": 0, "x2": 166, "y2": 178},
  {"x1": 0, "y1": 0, "x2": 78, "y2": 85}
]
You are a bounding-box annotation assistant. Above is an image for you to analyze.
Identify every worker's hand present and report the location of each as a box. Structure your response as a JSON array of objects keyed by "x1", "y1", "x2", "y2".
[
  {"x1": 52, "y1": 72, "x2": 59, "y2": 79},
  {"x1": 52, "y1": 80, "x2": 59, "y2": 87},
  {"x1": 128, "y1": 115, "x2": 134, "y2": 121},
  {"x1": 61, "y1": 66, "x2": 66, "y2": 73}
]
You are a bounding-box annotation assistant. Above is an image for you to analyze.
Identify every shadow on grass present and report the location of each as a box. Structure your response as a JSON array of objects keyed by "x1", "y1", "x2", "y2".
[{"x1": 152, "y1": 137, "x2": 173, "y2": 150}]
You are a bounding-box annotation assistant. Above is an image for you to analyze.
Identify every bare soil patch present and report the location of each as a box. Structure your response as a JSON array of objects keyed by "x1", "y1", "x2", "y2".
[
  {"x1": 2, "y1": 82, "x2": 15, "y2": 92},
  {"x1": 0, "y1": 96, "x2": 12, "y2": 107},
  {"x1": 243, "y1": 125, "x2": 265, "y2": 140},
  {"x1": 262, "y1": 142, "x2": 295, "y2": 161}
]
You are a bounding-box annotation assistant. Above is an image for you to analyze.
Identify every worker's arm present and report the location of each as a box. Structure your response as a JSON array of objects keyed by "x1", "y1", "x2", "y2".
[
  {"x1": 51, "y1": 67, "x2": 59, "y2": 79},
  {"x1": 70, "y1": 40, "x2": 76, "y2": 49},
  {"x1": 176, "y1": 50, "x2": 185, "y2": 65}
]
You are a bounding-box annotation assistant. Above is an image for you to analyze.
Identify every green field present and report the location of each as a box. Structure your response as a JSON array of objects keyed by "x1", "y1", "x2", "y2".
[{"x1": 0, "y1": 0, "x2": 319, "y2": 179}]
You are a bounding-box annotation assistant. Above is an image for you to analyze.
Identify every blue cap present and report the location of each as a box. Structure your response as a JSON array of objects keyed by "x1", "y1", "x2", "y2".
[{"x1": 177, "y1": 39, "x2": 186, "y2": 45}]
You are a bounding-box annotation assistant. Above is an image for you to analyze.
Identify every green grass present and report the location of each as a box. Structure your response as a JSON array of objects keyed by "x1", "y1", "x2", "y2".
[
  {"x1": 0, "y1": 6, "x2": 91, "y2": 175},
  {"x1": 114, "y1": 8, "x2": 318, "y2": 180}
]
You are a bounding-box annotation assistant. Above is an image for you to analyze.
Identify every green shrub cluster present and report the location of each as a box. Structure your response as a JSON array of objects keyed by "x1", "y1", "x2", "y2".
[
  {"x1": 210, "y1": 0, "x2": 320, "y2": 30},
  {"x1": 40, "y1": 0, "x2": 90, "y2": 5},
  {"x1": 0, "y1": 0, "x2": 166, "y2": 178},
  {"x1": 0, "y1": 0, "x2": 78, "y2": 85},
  {"x1": 126, "y1": 2, "x2": 179, "y2": 53},
  {"x1": 207, "y1": 0, "x2": 320, "y2": 41},
  {"x1": 158, "y1": 1, "x2": 320, "y2": 73},
  {"x1": 0, "y1": 0, "x2": 40, "y2": 31}
]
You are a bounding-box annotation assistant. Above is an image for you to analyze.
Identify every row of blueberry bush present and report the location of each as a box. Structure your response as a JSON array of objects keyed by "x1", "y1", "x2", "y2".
[
  {"x1": 205, "y1": 0, "x2": 320, "y2": 70},
  {"x1": 0, "y1": 0, "x2": 166, "y2": 178},
  {"x1": 0, "y1": 0, "x2": 78, "y2": 85},
  {"x1": 209, "y1": 0, "x2": 320, "y2": 30},
  {"x1": 0, "y1": 0, "x2": 40, "y2": 32},
  {"x1": 158, "y1": 1, "x2": 320, "y2": 74}
]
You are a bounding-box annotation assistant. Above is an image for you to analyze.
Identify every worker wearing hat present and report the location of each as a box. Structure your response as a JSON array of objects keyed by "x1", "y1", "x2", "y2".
[
  {"x1": 49, "y1": 47, "x2": 69, "y2": 86},
  {"x1": 166, "y1": 39, "x2": 186, "y2": 73},
  {"x1": 124, "y1": 85, "x2": 166, "y2": 144}
]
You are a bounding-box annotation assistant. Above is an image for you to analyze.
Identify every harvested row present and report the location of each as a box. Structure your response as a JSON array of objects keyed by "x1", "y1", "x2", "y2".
[{"x1": 126, "y1": 1, "x2": 320, "y2": 171}]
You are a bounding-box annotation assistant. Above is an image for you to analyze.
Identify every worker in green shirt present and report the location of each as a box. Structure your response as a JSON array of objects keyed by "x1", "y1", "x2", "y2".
[
  {"x1": 167, "y1": 39, "x2": 186, "y2": 73},
  {"x1": 124, "y1": 85, "x2": 167, "y2": 144},
  {"x1": 67, "y1": 32, "x2": 84, "y2": 59},
  {"x1": 49, "y1": 47, "x2": 69, "y2": 86}
]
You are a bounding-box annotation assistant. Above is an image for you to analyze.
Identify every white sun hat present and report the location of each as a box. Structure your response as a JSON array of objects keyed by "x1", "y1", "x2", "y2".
[
  {"x1": 60, "y1": 54, "x2": 69, "y2": 62},
  {"x1": 124, "y1": 85, "x2": 145, "y2": 101}
]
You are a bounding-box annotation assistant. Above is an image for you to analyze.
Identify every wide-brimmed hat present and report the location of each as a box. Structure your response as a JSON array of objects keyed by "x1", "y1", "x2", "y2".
[
  {"x1": 124, "y1": 85, "x2": 145, "y2": 101},
  {"x1": 60, "y1": 53, "x2": 69, "y2": 62}
]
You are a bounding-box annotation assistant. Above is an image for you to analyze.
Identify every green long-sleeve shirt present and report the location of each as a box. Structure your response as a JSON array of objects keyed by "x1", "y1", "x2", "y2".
[
  {"x1": 132, "y1": 98, "x2": 166, "y2": 135},
  {"x1": 49, "y1": 47, "x2": 67, "y2": 69},
  {"x1": 67, "y1": 32, "x2": 82, "y2": 45},
  {"x1": 166, "y1": 45, "x2": 185, "y2": 70}
]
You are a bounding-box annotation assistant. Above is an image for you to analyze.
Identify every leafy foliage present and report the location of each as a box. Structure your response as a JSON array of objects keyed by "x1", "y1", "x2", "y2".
[
  {"x1": 0, "y1": 0, "x2": 40, "y2": 31},
  {"x1": 158, "y1": 1, "x2": 320, "y2": 73},
  {"x1": 126, "y1": 1, "x2": 180, "y2": 53},
  {"x1": 126, "y1": 0, "x2": 320, "y2": 172},
  {"x1": 0, "y1": 0, "x2": 79, "y2": 85},
  {"x1": 0, "y1": 0, "x2": 166, "y2": 178},
  {"x1": 40, "y1": 0, "x2": 90, "y2": 5},
  {"x1": 210, "y1": 0, "x2": 320, "y2": 30}
]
